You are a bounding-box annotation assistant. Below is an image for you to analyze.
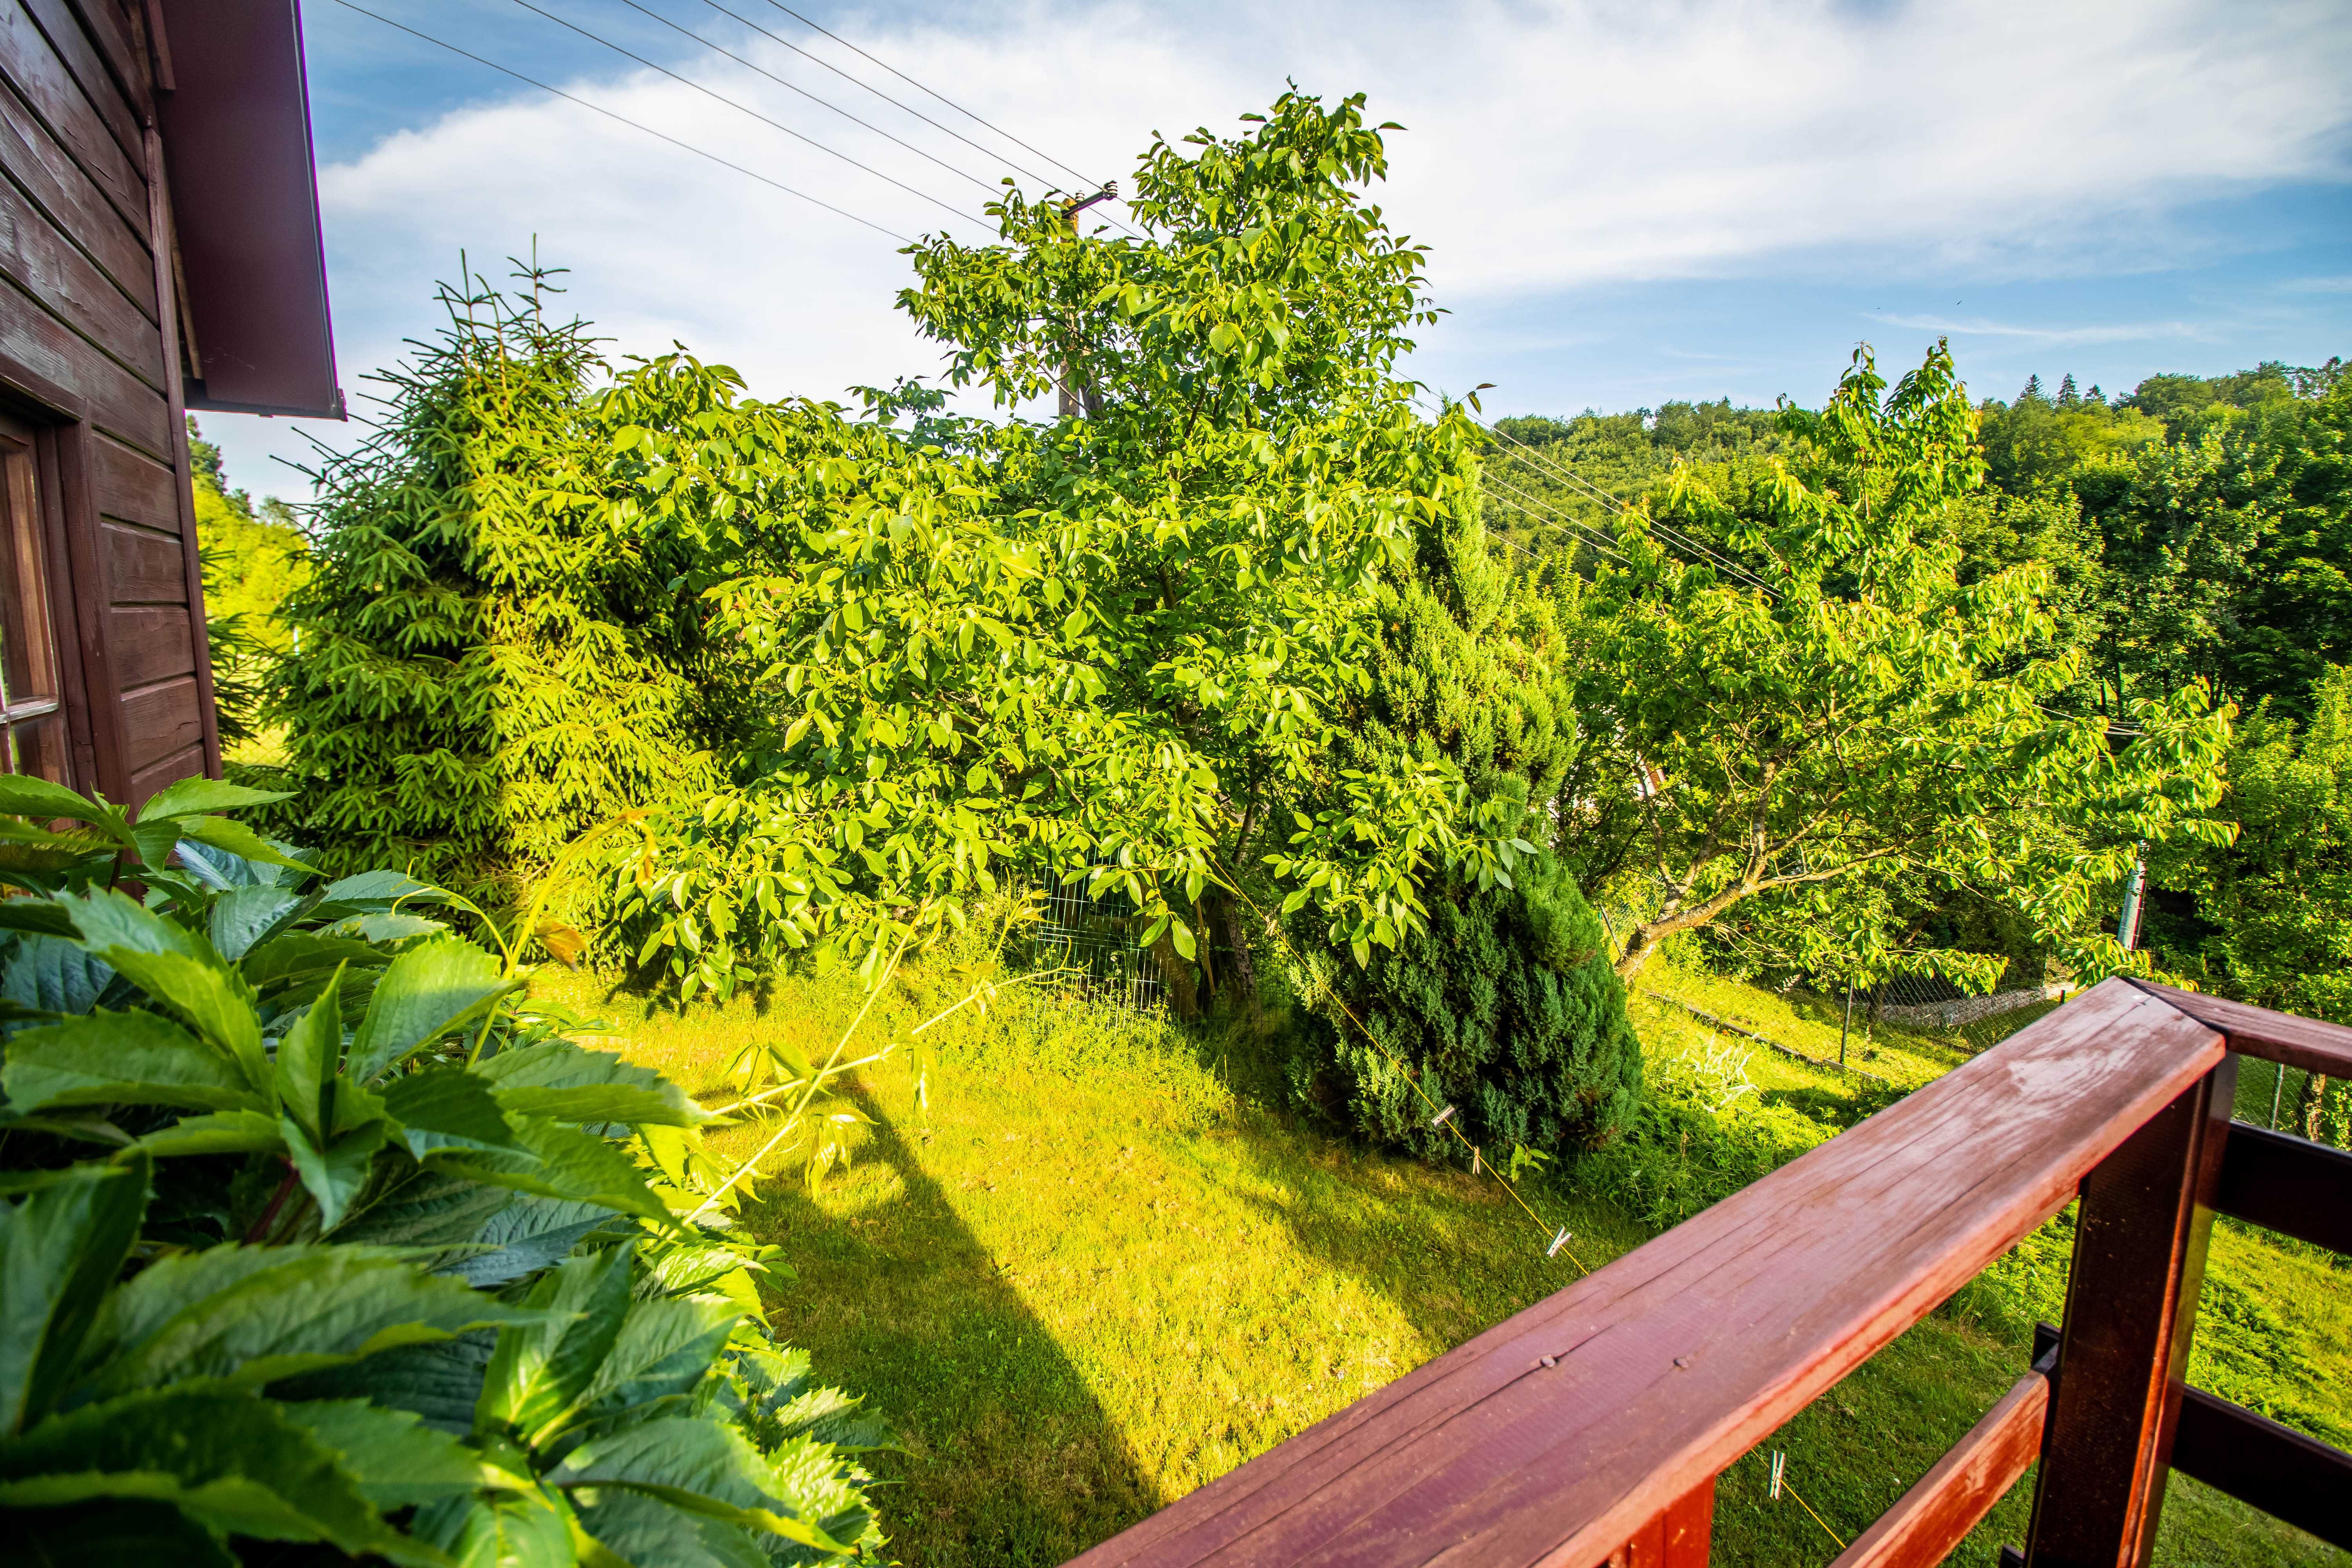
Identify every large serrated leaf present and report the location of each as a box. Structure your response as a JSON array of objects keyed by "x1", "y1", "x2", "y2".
[
  {"x1": 135, "y1": 1107, "x2": 285, "y2": 1157},
  {"x1": 319, "y1": 868, "x2": 446, "y2": 909},
  {"x1": 477, "y1": 1243, "x2": 633, "y2": 1443},
  {"x1": 549, "y1": 1414, "x2": 851, "y2": 1555},
  {"x1": 209, "y1": 884, "x2": 307, "y2": 962},
  {"x1": 138, "y1": 778, "x2": 293, "y2": 821},
  {"x1": 63, "y1": 891, "x2": 265, "y2": 1087},
  {"x1": 283, "y1": 1113, "x2": 389, "y2": 1232},
  {"x1": 243, "y1": 931, "x2": 390, "y2": 991},
  {"x1": 0, "y1": 773, "x2": 116, "y2": 828},
  {"x1": 432, "y1": 1118, "x2": 669, "y2": 1223},
  {"x1": 347, "y1": 937, "x2": 513, "y2": 1083},
  {"x1": 412, "y1": 1486, "x2": 574, "y2": 1568},
  {"x1": 0, "y1": 1152, "x2": 148, "y2": 1435},
  {"x1": 328, "y1": 1156, "x2": 514, "y2": 1250},
  {"x1": 3, "y1": 1008, "x2": 255, "y2": 1114},
  {"x1": 384, "y1": 1065, "x2": 520, "y2": 1153},
  {"x1": 0, "y1": 1383, "x2": 436, "y2": 1563},
  {"x1": 76, "y1": 1244, "x2": 540, "y2": 1401},
  {"x1": 273, "y1": 966, "x2": 349, "y2": 1143},
  {"x1": 572, "y1": 1489, "x2": 755, "y2": 1568},
  {"x1": 473, "y1": 1042, "x2": 713, "y2": 1128},
  {"x1": 3, "y1": 933, "x2": 119, "y2": 1019},
  {"x1": 450, "y1": 1196, "x2": 614, "y2": 1289},
  {"x1": 281, "y1": 1398, "x2": 497, "y2": 1509},
  {"x1": 174, "y1": 816, "x2": 314, "y2": 877},
  {"x1": 274, "y1": 1331, "x2": 498, "y2": 1434},
  {"x1": 582, "y1": 1296, "x2": 736, "y2": 1419}
]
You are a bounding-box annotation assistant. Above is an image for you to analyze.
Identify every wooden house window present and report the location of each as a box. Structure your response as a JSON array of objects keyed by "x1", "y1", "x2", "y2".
[{"x1": 0, "y1": 413, "x2": 64, "y2": 783}]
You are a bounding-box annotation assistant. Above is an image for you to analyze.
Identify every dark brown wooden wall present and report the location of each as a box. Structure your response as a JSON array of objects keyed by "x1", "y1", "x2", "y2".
[{"x1": 0, "y1": 0, "x2": 216, "y2": 807}]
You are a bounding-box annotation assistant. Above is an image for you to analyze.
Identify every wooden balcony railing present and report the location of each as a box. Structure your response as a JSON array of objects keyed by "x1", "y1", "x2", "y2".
[{"x1": 1066, "y1": 976, "x2": 2352, "y2": 1567}]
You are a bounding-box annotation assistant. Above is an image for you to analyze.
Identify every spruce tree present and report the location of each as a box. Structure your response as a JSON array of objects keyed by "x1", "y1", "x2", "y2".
[
  {"x1": 263, "y1": 270, "x2": 722, "y2": 908},
  {"x1": 2019, "y1": 373, "x2": 2045, "y2": 403},
  {"x1": 2057, "y1": 373, "x2": 2080, "y2": 407}
]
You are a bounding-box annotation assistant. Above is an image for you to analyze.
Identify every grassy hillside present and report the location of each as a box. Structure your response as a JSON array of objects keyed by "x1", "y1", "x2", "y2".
[{"x1": 544, "y1": 962, "x2": 2350, "y2": 1568}]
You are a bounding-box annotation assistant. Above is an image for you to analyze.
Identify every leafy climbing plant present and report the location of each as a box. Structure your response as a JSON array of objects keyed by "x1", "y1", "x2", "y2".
[{"x1": 0, "y1": 780, "x2": 885, "y2": 1564}]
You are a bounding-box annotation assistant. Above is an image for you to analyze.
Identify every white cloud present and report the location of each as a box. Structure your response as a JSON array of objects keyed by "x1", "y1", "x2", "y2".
[
  {"x1": 1873, "y1": 314, "x2": 2211, "y2": 346},
  {"x1": 203, "y1": 0, "x2": 2351, "y2": 499}
]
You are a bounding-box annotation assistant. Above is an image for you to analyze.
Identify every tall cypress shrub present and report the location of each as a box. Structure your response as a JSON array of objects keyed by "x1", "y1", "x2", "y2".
[
  {"x1": 1273, "y1": 510, "x2": 1642, "y2": 1154},
  {"x1": 1309, "y1": 855, "x2": 1642, "y2": 1157},
  {"x1": 261, "y1": 273, "x2": 720, "y2": 904}
]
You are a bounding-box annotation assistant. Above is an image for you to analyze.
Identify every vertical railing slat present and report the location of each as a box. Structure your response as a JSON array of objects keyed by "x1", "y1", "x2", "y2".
[{"x1": 2024, "y1": 1059, "x2": 2237, "y2": 1565}]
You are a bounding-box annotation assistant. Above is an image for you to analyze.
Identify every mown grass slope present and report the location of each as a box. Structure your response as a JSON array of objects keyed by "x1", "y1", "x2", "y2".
[{"x1": 544, "y1": 963, "x2": 2350, "y2": 1568}]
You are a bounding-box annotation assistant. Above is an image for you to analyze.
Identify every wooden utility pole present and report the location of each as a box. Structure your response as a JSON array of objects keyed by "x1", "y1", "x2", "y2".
[{"x1": 1057, "y1": 183, "x2": 1117, "y2": 418}]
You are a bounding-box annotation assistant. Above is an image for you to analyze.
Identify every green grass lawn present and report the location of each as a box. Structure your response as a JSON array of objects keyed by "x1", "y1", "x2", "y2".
[{"x1": 542, "y1": 962, "x2": 2349, "y2": 1568}]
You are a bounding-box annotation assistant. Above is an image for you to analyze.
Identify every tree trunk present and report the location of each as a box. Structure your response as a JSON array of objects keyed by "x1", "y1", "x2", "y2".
[
  {"x1": 1152, "y1": 929, "x2": 1200, "y2": 1020},
  {"x1": 1220, "y1": 894, "x2": 1259, "y2": 1015}
]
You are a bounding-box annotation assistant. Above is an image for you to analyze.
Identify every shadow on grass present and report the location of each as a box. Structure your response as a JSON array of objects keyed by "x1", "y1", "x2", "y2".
[{"x1": 735, "y1": 1098, "x2": 1157, "y2": 1568}]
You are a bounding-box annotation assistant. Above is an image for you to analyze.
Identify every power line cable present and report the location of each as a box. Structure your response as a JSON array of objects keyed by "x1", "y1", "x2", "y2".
[
  {"x1": 682, "y1": 0, "x2": 1059, "y2": 194},
  {"x1": 755, "y1": 0, "x2": 1107, "y2": 197},
  {"x1": 505, "y1": 0, "x2": 985, "y2": 232},
  {"x1": 612, "y1": 0, "x2": 1005, "y2": 199},
  {"x1": 329, "y1": 0, "x2": 914, "y2": 242},
  {"x1": 738, "y1": 0, "x2": 1145, "y2": 239}
]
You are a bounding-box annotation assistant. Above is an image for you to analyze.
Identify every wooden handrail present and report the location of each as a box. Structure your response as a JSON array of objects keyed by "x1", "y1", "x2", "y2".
[{"x1": 1063, "y1": 976, "x2": 2352, "y2": 1567}]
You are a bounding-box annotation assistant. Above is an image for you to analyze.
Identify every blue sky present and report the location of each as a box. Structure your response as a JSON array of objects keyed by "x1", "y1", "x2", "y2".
[{"x1": 202, "y1": 0, "x2": 2352, "y2": 503}]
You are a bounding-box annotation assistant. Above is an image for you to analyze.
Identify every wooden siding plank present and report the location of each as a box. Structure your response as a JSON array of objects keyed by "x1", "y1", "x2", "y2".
[
  {"x1": 100, "y1": 516, "x2": 177, "y2": 600},
  {"x1": 0, "y1": 163, "x2": 158, "y2": 382},
  {"x1": 61, "y1": 0, "x2": 143, "y2": 120},
  {"x1": 124, "y1": 733, "x2": 193, "y2": 805},
  {"x1": 1066, "y1": 980, "x2": 2221, "y2": 1568},
  {"x1": 2124, "y1": 978, "x2": 2352, "y2": 1078},
  {"x1": 0, "y1": 1, "x2": 142, "y2": 232},
  {"x1": 107, "y1": 599, "x2": 189, "y2": 687},
  {"x1": 118, "y1": 669, "x2": 196, "y2": 770},
  {"x1": 0, "y1": 275, "x2": 165, "y2": 454},
  {"x1": 87, "y1": 425, "x2": 170, "y2": 530},
  {"x1": 20, "y1": 0, "x2": 139, "y2": 163},
  {"x1": 0, "y1": 58, "x2": 147, "y2": 310},
  {"x1": 1829, "y1": 1372, "x2": 2047, "y2": 1567},
  {"x1": 143, "y1": 118, "x2": 211, "y2": 775}
]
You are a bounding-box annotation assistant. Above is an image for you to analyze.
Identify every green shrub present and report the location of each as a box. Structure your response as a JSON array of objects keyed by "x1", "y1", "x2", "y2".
[
  {"x1": 0, "y1": 776, "x2": 882, "y2": 1564},
  {"x1": 1281, "y1": 855, "x2": 1641, "y2": 1159},
  {"x1": 260, "y1": 270, "x2": 723, "y2": 910}
]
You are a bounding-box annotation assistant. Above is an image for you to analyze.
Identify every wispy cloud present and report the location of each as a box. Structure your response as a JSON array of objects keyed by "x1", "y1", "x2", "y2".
[{"x1": 1873, "y1": 314, "x2": 2214, "y2": 346}]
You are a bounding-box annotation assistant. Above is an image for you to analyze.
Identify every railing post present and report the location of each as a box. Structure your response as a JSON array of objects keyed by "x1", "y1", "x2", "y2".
[{"x1": 2024, "y1": 1058, "x2": 2237, "y2": 1566}]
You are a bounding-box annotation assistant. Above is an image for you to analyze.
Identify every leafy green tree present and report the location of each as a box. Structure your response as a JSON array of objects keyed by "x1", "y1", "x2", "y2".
[
  {"x1": 264, "y1": 272, "x2": 723, "y2": 908},
  {"x1": 1563, "y1": 343, "x2": 2234, "y2": 984},
  {"x1": 601, "y1": 91, "x2": 1531, "y2": 997}
]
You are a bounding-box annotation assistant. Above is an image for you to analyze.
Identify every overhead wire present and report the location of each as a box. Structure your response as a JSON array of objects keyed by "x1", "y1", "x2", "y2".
[
  {"x1": 734, "y1": 0, "x2": 1146, "y2": 239},
  {"x1": 755, "y1": 0, "x2": 1105, "y2": 195},
  {"x1": 611, "y1": 0, "x2": 1007, "y2": 200},
  {"x1": 328, "y1": 0, "x2": 914, "y2": 241},
  {"x1": 504, "y1": 0, "x2": 986, "y2": 232},
  {"x1": 682, "y1": 0, "x2": 1061, "y2": 196}
]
